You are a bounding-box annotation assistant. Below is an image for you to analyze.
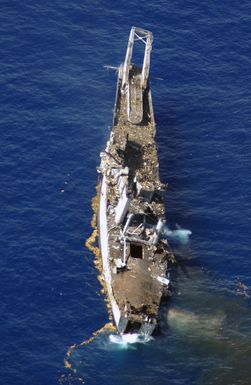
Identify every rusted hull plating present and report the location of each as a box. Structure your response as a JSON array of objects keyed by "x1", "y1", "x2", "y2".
[{"x1": 98, "y1": 27, "x2": 174, "y2": 336}]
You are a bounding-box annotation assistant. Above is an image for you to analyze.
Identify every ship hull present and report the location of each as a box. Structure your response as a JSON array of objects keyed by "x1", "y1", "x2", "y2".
[{"x1": 97, "y1": 27, "x2": 174, "y2": 336}]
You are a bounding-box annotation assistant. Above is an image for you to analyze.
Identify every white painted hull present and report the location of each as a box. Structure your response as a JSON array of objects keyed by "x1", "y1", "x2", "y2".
[{"x1": 99, "y1": 175, "x2": 122, "y2": 329}]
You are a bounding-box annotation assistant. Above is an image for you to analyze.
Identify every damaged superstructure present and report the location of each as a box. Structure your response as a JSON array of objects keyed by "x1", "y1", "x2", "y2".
[{"x1": 97, "y1": 27, "x2": 174, "y2": 336}]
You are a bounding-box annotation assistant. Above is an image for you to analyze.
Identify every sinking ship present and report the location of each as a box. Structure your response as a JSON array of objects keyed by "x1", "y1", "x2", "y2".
[{"x1": 97, "y1": 27, "x2": 174, "y2": 336}]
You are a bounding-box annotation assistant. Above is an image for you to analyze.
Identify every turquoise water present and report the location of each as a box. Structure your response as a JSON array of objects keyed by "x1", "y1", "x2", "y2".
[{"x1": 1, "y1": 1, "x2": 251, "y2": 384}]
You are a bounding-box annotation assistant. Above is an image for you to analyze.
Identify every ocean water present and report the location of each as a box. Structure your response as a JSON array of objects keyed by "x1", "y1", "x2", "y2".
[{"x1": 1, "y1": 1, "x2": 251, "y2": 384}]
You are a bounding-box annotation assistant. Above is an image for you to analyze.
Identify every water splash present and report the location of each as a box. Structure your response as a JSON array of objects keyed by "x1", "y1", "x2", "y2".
[
  {"x1": 162, "y1": 225, "x2": 192, "y2": 246},
  {"x1": 109, "y1": 333, "x2": 153, "y2": 346}
]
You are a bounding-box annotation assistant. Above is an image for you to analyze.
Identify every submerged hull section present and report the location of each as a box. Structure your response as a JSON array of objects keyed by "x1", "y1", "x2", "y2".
[{"x1": 98, "y1": 27, "x2": 174, "y2": 335}]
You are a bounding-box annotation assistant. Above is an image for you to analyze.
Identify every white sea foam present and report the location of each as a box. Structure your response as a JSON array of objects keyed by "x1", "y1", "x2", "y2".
[
  {"x1": 109, "y1": 333, "x2": 153, "y2": 345},
  {"x1": 162, "y1": 226, "x2": 192, "y2": 245}
]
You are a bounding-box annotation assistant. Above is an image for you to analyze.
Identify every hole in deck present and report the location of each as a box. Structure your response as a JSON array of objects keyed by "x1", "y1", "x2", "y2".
[
  {"x1": 130, "y1": 243, "x2": 143, "y2": 259},
  {"x1": 125, "y1": 321, "x2": 141, "y2": 334}
]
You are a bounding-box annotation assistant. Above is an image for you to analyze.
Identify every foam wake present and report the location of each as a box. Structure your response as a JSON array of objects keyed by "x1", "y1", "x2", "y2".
[
  {"x1": 162, "y1": 225, "x2": 192, "y2": 245},
  {"x1": 109, "y1": 333, "x2": 153, "y2": 345}
]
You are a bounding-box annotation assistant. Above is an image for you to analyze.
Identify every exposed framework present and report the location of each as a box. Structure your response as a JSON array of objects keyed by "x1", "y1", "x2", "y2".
[{"x1": 122, "y1": 27, "x2": 153, "y2": 91}]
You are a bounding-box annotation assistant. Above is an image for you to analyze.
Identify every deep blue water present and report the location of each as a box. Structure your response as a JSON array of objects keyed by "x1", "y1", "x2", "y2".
[{"x1": 1, "y1": 1, "x2": 251, "y2": 384}]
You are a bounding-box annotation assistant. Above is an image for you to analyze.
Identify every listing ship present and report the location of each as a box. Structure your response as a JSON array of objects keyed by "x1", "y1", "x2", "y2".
[{"x1": 97, "y1": 27, "x2": 174, "y2": 336}]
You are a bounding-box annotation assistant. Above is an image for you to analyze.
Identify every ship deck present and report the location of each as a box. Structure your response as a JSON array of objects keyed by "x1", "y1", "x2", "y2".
[
  {"x1": 112, "y1": 67, "x2": 160, "y2": 188},
  {"x1": 101, "y1": 67, "x2": 172, "y2": 325},
  {"x1": 98, "y1": 27, "x2": 174, "y2": 334}
]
